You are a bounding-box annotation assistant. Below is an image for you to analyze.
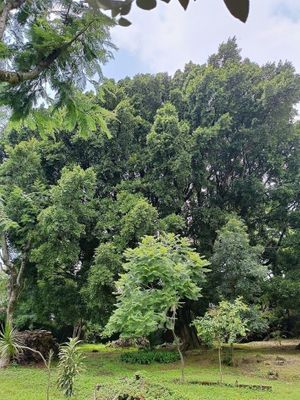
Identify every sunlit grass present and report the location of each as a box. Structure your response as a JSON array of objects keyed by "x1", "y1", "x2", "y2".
[{"x1": 0, "y1": 340, "x2": 299, "y2": 400}]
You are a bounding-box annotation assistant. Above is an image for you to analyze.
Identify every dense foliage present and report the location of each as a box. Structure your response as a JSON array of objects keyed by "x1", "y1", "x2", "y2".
[
  {"x1": 0, "y1": 38, "x2": 299, "y2": 346},
  {"x1": 0, "y1": 0, "x2": 114, "y2": 118},
  {"x1": 120, "y1": 350, "x2": 180, "y2": 364},
  {"x1": 103, "y1": 233, "x2": 208, "y2": 339},
  {"x1": 0, "y1": 0, "x2": 248, "y2": 122}
]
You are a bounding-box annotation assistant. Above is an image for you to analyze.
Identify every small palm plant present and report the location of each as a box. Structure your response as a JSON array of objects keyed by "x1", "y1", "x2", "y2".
[
  {"x1": 57, "y1": 337, "x2": 84, "y2": 397},
  {"x1": 0, "y1": 321, "x2": 23, "y2": 367},
  {"x1": 0, "y1": 322, "x2": 53, "y2": 400}
]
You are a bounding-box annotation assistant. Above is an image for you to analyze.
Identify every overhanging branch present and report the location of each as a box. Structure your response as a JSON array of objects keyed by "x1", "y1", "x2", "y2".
[
  {"x1": 0, "y1": 19, "x2": 95, "y2": 85},
  {"x1": 0, "y1": 0, "x2": 27, "y2": 40}
]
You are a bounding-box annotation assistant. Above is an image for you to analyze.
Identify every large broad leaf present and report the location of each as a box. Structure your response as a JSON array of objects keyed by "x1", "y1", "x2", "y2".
[
  {"x1": 118, "y1": 17, "x2": 132, "y2": 26},
  {"x1": 223, "y1": 0, "x2": 249, "y2": 22},
  {"x1": 136, "y1": 0, "x2": 157, "y2": 11},
  {"x1": 120, "y1": 2, "x2": 132, "y2": 15},
  {"x1": 178, "y1": 0, "x2": 189, "y2": 10}
]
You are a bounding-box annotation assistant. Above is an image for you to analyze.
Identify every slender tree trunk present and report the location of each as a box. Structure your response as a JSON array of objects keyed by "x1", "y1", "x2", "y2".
[
  {"x1": 0, "y1": 3, "x2": 10, "y2": 40},
  {"x1": 72, "y1": 319, "x2": 83, "y2": 339},
  {"x1": 1, "y1": 234, "x2": 30, "y2": 326},
  {"x1": 6, "y1": 277, "x2": 17, "y2": 326},
  {"x1": 46, "y1": 350, "x2": 53, "y2": 400},
  {"x1": 172, "y1": 329, "x2": 185, "y2": 384},
  {"x1": 229, "y1": 342, "x2": 234, "y2": 366},
  {"x1": 171, "y1": 305, "x2": 185, "y2": 383},
  {"x1": 218, "y1": 346, "x2": 223, "y2": 383},
  {"x1": 177, "y1": 342, "x2": 185, "y2": 384}
]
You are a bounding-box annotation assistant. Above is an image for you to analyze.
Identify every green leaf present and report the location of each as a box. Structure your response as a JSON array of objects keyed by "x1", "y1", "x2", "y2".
[
  {"x1": 136, "y1": 0, "x2": 157, "y2": 11},
  {"x1": 111, "y1": 8, "x2": 121, "y2": 17},
  {"x1": 118, "y1": 17, "x2": 132, "y2": 26},
  {"x1": 178, "y1": 0, "x2": 189, "y2": 10},
  {"x1": 120, "y1": 2, "x2": 132, "y2": 15},
  {"x1": 223, "y1": 0, "x2": 249, "y2": 23}
]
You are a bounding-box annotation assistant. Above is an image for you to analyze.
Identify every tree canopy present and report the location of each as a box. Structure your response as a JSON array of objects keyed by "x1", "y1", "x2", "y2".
[
  {"x1": 0, "y1": 0, "x2": 249, "y2": 119},
  {"x1": 0, "y1": 38, "x2": 299, "y2": 345},
  {"x1": 104, "y1": 233, "x2": 208, "y2": 338}
]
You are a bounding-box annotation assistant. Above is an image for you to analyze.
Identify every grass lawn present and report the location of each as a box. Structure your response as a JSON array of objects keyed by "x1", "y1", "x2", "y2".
[{"x1": 0, "y1": 340, "x2": 300, "y2": 400}]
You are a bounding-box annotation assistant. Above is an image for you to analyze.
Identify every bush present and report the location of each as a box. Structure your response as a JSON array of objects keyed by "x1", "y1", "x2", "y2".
[
  {"x1": 95, "y1": 373, "x2": 185, "y2": 400},
  {"x1": 108, "y1": 337, "x2": 150, "y2": 349},
  {"x1": 120, "y1": 350, "x2": 180, "y2": 365}
]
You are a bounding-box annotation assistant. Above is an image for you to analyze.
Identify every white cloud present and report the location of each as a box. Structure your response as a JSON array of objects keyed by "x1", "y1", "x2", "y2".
[{"x1": 110, "y1": 0, "x2": 300, "y2": 74}]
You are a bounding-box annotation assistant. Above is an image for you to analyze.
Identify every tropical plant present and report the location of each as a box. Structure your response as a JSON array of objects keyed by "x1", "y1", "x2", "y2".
[
  {"x1": 0, "y1": 322, "x2": 53, "y2": 399},
  {"x1": 0, "y1": 321, "x2": 23, "y2": 367},
  {"x1": 57, "y1": 337, "x2": 84, "y2": 397}
]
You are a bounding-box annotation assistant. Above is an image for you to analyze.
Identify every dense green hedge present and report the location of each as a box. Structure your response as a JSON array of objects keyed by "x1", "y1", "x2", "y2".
[{"x1": 120, "y1": 350, "x2": 180, "y2": 365}]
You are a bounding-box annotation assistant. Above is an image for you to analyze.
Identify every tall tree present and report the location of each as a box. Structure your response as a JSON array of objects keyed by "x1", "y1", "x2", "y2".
[
  {"x1": 30, "y1": 166, "x2": 96, "y2": 332},
  {"x1": 210, "y1": 216, "x2": 267, "y2": 303},
  {"x1": 0, "y1": 138, "x2": 45, "y2": 324}
]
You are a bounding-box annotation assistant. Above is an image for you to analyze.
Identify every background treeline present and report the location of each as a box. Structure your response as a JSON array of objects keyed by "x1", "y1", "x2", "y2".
[{"x1": 0, "y1": 38, "x2": 299, "y2": 346}]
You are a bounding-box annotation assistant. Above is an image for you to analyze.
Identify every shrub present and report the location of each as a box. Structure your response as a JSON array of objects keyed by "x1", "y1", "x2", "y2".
[
  {"x1": 94, "y1": 373, "x2": 185, "y2": 400},
  {"x1": 120, "y1": 350, "x2": 180, "y2": 365}
]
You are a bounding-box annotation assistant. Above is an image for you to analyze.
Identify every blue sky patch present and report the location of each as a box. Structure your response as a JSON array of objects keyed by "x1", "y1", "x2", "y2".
[
  {"x1": 103, "y1": 49, "x2": 152, "y2": 81},
  {"x1": 273, "y1": 3, "x2": 300, "y2": 23}
]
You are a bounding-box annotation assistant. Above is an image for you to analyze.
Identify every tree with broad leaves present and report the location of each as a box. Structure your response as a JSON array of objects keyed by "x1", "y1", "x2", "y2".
[
  {"x1": 87, "y1": 0, "x2": 249, "y2": 25},
  {"x1": 104, "y1": 233, "x2": 209, "y2": 382}
]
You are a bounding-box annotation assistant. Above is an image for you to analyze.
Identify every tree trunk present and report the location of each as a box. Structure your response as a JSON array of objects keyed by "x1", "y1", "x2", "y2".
[
  {"x1": 1, "y1": 234, "x2": 30, "y2": 326},
  {"x1": 177, "y1": 340, "x2": 185, "y2": 384},
  {"x1": 6, "y1": 276, "x2": 17, "y2": 326},
  {"x1": 72, "y1": 319, "x2": 83, "y2": 339},
  {"x1": 0, "y1": 1, "x2": 27, "y2": 40},
  {"x1": 229, "y1": 342, "x2": 234, "y2": 365},
  {"x1": 177, "y1": 303, "x2": 201, "y2": 350},
  {"x1": 171, "y1": 329, "x2": 185, "y2": 383},
  {"x1": 218, "y1": 346, "x2": 223, "y2": 383}
]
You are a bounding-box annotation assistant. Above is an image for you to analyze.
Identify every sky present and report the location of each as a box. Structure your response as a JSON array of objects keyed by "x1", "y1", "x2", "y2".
[{"x1": 102, "y1": 0, "x2": 300, "y2": 80}]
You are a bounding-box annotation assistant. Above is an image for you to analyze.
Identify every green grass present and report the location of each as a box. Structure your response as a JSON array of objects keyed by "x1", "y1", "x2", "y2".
[{"x1": 0, "y1": 340, "x2": 300, "y2": 400}]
